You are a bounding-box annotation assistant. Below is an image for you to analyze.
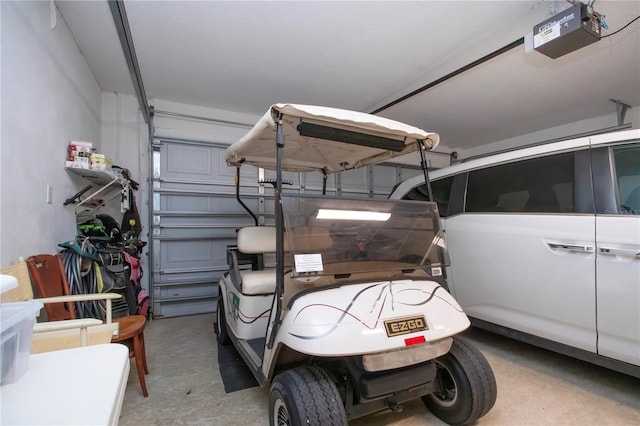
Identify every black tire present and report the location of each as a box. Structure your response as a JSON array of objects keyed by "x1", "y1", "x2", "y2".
[
  {"x1": 269, "y1": 366, "x2": 347, "y2": 426},
  {"x1": 214, "y1": 296, "x2": 231, "y2": 345},
  {"x1": 422, "y1": 336, "x2": 497, "y2": 426}
]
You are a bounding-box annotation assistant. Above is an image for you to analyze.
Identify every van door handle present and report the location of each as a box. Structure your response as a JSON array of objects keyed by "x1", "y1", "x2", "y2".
[
  {"x1": 598, "y1": 247, "x2": 640, "y2": 258},
  {"x1": 546, "y1": 242, "x2": 595, "y2": 253}
]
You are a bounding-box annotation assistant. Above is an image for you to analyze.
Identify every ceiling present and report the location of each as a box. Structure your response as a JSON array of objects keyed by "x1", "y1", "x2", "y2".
[{"x1": 56, "y1": 1, "x2": 640, "y2": 152}]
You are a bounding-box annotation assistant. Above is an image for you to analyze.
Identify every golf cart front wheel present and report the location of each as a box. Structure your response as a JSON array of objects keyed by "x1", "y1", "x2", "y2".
[
  {"x1": 422, "y1": 336, "x2": 497, "y2": 426},
  {"x1": 214, "y1": 296, "x2": 230, "y2": 345},
  {"x1": 269, "y1": 366, "x2": 347, "y2": 426}
]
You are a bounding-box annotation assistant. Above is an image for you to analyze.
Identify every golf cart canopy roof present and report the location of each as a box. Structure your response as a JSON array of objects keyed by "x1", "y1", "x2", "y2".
[{"x1": 225, "y1": 103, "x2": 439, "y2": 173}]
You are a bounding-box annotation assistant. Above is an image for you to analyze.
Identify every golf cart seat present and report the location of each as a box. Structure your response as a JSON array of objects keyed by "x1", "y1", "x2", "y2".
[
  {"x1": 231, "y1": 225, "x2": 334, "y2": 295},
  {"x1": 232, "y1": 226, "x2": 277, "y2": 295},
  {"x1": 238, "y1": 269, "x2": 276, "y2": 295}
]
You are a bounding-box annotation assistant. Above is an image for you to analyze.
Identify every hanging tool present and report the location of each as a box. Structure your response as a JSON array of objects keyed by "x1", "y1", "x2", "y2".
[{"x1": 63, "y1": 184, "x2": 93, "y2": 206}]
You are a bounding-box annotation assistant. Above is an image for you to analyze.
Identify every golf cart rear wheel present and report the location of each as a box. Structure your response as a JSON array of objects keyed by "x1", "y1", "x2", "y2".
[
  {"x1": 269, "y1": 366, "x2": 347, "y2": 426},
  {"x1": 422, "y1": 336, "x2": 497, "y2": 426},
  {"x1": 215, "y1": 296, "x2": 230, "y2": 345}
]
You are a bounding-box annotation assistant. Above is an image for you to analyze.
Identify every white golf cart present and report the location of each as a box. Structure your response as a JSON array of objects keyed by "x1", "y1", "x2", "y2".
[{"x1": 215, "y1": 104, "x2": 496, "y2": 425}]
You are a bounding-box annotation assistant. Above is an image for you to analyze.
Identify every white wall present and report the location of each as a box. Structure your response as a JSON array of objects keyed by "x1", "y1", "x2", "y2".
[
  {"x1": 100, "y1": 93, "x2": 149, "y2": 290},
  {"x1": 0, "y1": 1, "x2": 102, "y2": 266},
  {"x1": 101, "y1": 93, "x2": 148, "y2": 183},
  {"x1": 100, "y1": 92, "x2": 148, "y2": 221}
]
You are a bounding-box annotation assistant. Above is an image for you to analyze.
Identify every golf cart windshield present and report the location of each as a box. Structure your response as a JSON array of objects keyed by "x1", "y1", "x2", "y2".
[{"x1": 281, "y1": 194, "x2": 449, "y2": 278}]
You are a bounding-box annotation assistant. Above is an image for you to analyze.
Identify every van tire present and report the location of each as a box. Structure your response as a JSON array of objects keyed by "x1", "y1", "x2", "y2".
[
  {"x1": 269, "y1": 366, "x2": 347, "y2": 426},
  {"x1": 422, "y1": 336, "x2": 497, "y2": 425},
  {"x1": 215, "y1": 296, "x2": 231, "y2": 345}
]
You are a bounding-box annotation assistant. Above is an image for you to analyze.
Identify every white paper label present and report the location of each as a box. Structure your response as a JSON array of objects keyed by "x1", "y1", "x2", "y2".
[
  {"x1": 534, "y1": 22, "x2": 560, "y2": 48},
  {"x1": 294, "y1": 253, "x2": 324, "y2": 273}
]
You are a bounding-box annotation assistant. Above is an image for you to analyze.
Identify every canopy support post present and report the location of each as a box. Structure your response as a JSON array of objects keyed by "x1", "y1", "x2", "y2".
[
  {"x1": 268, "y1": 114, "x2": 285, "y2": 349},
  {"x1": 322, "y1": 172, "x2": 328, "y2": 195},
  {"x1": 418, "y1": 140, "x2": 434, "y2": 202}
]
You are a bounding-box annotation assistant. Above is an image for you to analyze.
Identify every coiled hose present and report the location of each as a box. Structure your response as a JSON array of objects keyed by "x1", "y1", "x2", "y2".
[{"x1": 60, "y1": 241, "x2": 105, "y2": 321}]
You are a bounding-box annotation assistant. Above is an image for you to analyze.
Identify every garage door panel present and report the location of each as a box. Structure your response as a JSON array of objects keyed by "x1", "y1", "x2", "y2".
[
  {"x1": 156, "y1": 282, "x2": 218, "y2": 300},
  {"x1": 153, "y1": 234, "x2": 232, "y2": 318},
  {"x1": 161, "y1": 239, "x2": 225, "y2": 263},
  {"x1": 153, "y1": 139, "x2": 239, "y2": 318},
  {"x1": 162, "y1": 193, "x2": 258, "y2": 213},
  {"x1": 400, "y1": 168, "x2": 422, "y2": 182},
  {"x1": 233, "y1": 162, "x2": 259, "y2": 179},
  {"x1": 163, "y1": 144, "x2": 217, "y2": 176},
  {"x1": 157, "y1": 182, "x2": 236, "y2": 192},
  {"x1": 157, "y1": 259, "x2": 226, "y2": 284},
  {"x1": 372, "y1": 165, "x2": 398, "y2": 195},
  {"x1": 263, "y1": 169, "x2": 301, "y2": 185},
  {"x1": 159, "y1": 215, "x2": 252, "y2": 227},
  {"x1": 152, "y1": 297, "x2": 218, "y2": 318},
  {"x1": 340, "y1": 168, "x2": 368, "y2": 194},
  {"x1": 304, "y1": 172, "x2": 336, "y2": 191},
  {"x1": 305, "y1": 189, "x2": 338, "y2": 196}
]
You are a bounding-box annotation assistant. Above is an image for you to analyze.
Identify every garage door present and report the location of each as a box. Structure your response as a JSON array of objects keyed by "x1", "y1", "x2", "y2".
[
  {"x1": 151, "y1": 135, "x2": 423, "y2": 318},
  {"x1": 151, "y1": 137, "x2": 254, "y2": 318}
]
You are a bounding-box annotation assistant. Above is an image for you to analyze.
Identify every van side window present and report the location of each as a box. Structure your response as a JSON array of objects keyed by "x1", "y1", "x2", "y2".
[
  {"x1": 614, "y1": 143, "x2": 640, "y2": 215},
  {"x1": 466, "y1": 152, "x2": 574, "y2": 213},
  {"x1": 402, "y1": 177, "x2": 454, "y2": 217}
]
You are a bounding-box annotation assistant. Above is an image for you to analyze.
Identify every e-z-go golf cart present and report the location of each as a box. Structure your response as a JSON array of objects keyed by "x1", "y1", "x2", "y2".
[{"x1": 215, "y1": 104, "x2": 496, "y2": 425}]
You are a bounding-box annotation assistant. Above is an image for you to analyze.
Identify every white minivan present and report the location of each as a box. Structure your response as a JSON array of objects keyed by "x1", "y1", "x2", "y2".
[{"x1": 390, "y1": 129, "x2": 640, "y2": 377}]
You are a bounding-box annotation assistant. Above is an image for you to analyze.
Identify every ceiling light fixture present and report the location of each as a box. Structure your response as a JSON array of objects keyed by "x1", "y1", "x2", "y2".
[{"x1": 316, "y1": 209, "x2": 391, "y2": 221}]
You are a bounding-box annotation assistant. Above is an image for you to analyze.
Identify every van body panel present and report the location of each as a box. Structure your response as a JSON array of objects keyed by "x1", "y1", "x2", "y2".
[
  {"x1": 445, "y1": 214, "x2": 597, "y2": 352},
  {"x1": 596, "y1": 216, "x2": 640, "y2": 365}
]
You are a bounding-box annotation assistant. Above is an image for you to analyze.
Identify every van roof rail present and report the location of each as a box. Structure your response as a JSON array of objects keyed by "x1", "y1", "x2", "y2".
[{"x1": 454, "y1": 123, "x2": 632, "y2": 164}]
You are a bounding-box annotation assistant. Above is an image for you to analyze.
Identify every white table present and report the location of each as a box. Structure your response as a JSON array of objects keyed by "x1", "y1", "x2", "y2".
[{"x1": 0, "y1": 343, "x2": 130, "y2": 425}]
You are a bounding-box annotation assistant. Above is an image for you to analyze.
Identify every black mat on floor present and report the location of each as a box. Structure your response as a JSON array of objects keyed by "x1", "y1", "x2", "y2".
[{"x1": 217, "y1": 342, "x2": 259, "y2": 393}]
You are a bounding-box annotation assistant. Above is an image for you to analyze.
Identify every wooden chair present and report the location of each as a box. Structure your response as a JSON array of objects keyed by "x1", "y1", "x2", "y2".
[
  {"x1": 26, "y1": 254, "x2": 149, "y2": 398},
  {"x1": 0, "y1": 257, "x2": 119, "y2": 354}
]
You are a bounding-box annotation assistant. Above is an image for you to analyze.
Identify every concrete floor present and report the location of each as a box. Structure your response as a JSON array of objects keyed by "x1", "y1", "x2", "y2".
[{"x1": 119, "y1": 313, "x2": 639, "y2": 425}]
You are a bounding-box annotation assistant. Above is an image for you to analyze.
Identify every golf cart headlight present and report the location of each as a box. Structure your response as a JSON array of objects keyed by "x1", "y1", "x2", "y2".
[{"x1": 362, "y1": 337, "x2": 453, "y2": 372}]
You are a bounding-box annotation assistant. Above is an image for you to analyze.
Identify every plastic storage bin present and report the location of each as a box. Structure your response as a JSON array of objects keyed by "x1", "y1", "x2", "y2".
[{"x1": 1, "y1": 301, "x2": 43, "y2": 385}]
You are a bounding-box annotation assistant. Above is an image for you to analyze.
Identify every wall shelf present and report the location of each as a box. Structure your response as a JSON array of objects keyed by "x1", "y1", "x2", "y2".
[
  {"x1": 65, "y1": 167, "x2": 130, "y2": 213},
  {"x1": 65, "y1": 167, "x2": 124, "y2": 186}
]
